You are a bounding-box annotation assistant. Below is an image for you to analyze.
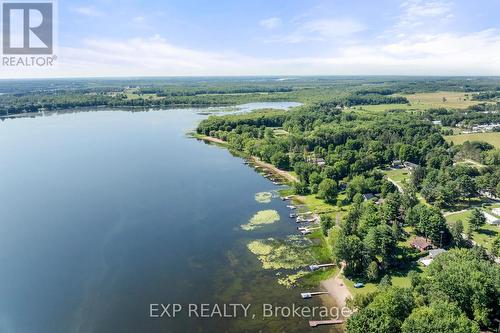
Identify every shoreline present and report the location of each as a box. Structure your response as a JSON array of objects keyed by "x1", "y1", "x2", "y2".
[
  {"x1": 194, "y1": 134, "x2": 352, "y2": 311},
  {"x1": 195, "y1": 134, "x2": 298, "y2": 182},
  {"x1": 319, "y1": 263, "x2": 353, "y2": 308}
]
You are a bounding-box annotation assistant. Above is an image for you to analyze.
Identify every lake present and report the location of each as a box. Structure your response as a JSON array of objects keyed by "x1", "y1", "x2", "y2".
[{"x1": 0, "y1": 103, "x2": 338, "y2": 333}]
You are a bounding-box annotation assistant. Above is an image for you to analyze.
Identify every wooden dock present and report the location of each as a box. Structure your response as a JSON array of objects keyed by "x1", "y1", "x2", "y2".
[
  {"x1": 309, "y1": 263, "x2": 336, "y2": 271},
  {"x1": 309, "y1": 320, "x2": 343, "y2": 327},
  {"x1": 301, "y1": 291, "x2": 328, "y2": 299}
]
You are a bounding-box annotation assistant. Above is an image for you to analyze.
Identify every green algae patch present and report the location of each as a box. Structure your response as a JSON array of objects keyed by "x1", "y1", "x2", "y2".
[
  {"x1": 246, "y1": 236, "x2": 315, "y2": 270},
  {"x1": 254, "y1": 192, "x2": 273, "y2": 203},
  {"x1": 277, "y1": 270, "x2": 309, "y2": 288},
  {"x1": 241, "y1": 210, "x2": 280, "y2": 230},
  {"x1": 247, "y1": 240, "x2": 274, "y2": 255}
]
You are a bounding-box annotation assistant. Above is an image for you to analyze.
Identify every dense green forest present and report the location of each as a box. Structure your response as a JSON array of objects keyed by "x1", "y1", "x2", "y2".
[{"x1": 1, "y1": 76, "x2": 499, "y2": 115}]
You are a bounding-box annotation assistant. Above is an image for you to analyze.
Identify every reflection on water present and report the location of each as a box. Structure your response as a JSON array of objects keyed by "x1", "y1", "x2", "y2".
[{"x1": 0, "y1": 104, "x2": 339, "y2": 333}]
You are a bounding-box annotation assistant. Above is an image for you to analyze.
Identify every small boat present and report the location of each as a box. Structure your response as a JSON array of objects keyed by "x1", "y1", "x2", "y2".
[
  {"x1": 286, "y1": 205, "x2": 296, "y2": 209},
  {"x1": 289, "y1": 213, "x2": 297, "y2": 218}
]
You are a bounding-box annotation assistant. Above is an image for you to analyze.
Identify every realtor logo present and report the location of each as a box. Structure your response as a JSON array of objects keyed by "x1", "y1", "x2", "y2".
[{"x1": 2, "y1": 1, "x2": 53, "y2": 54}]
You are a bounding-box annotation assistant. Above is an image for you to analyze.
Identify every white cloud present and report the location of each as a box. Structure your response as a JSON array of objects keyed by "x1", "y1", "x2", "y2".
[
  {"x1": 2, "y1": 27, "x2": 499, "y2": 79},
  {"x1": 71, "y1": 6, "x2": 103, "y2": 17},
  {"x1": 267, "y1": 18, "x2": 365, "y2": 43},
  {"x1": 396, "y1": 0, "x2": 453, "y2": 29},
  {"x1": 259, "y1": 17, "x2": 282, "y2": 29}
]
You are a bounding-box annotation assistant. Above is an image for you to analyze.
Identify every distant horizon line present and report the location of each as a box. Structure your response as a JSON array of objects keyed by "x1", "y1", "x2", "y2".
[{"x1": 1, "y1": 74, "x2": 500, "y2": 81}]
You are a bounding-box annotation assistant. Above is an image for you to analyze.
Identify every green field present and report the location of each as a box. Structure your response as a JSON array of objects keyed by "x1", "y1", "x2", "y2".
[
  {"x1": 354, "y1": 104, "x2": 414, "y2": 113},
  {"x1": 445, "y1": 209, "x2": 499, "y2": 250},
  {"x1": 385, "y1": 168, "x2": 410, "y2": 183},
  {"x1": 354, "y1": 91, "x2": 483, "y2": 114},
  {"x1": 402, "y1": 91, "x2": 479, "y2": 109},
  {"x1": 444, "y1": 132, "x2": 500, "y2": 148}
]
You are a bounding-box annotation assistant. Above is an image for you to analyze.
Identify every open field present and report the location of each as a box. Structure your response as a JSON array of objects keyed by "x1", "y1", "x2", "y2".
[
  {"x1": 444, "y1": 132, "x2": 500, "y2": 148},
  {"x1": 354, "y1": 91, "x2": 482, "y2": 113},
  {"x1": 403, "y1": 91, "x2": 479, "y2": 109},
  {"x1": 353, "y1": 104, "x2": 414, "y2": 113}
]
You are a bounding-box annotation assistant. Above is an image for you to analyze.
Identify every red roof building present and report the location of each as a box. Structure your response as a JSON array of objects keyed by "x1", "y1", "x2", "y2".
[{"x1": 410, "y1": 236, "x2": 433, "y2": 252}]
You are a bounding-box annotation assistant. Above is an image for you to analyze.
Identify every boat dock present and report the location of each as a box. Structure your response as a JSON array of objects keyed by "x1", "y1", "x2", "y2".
[
  {"x1": 300, "y1": 291, "x2": 328, "y2": 299},
  {"x1": 309, "y1": 263, "x2": 336, "y2": 271},
  {"x1": 309, "y1": 320, "x2": 343, "y2": 327},
  {"x1": 299, "y1": 227, "x2": 320, "y2": 235}
]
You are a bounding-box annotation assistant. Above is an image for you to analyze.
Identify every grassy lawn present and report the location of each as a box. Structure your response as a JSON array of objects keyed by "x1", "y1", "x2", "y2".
[
  {"x1": 344, "y1": 277, "x2": 378, "y2": 296},
  {"x1": 343, "y1": 273, "x2": 414, "y2": 297},
  {"x1": 293, "y1": 194, "x2": 344, "y2": 215},
  {"x1": 385, "y1": 168, "x2": 410, "y2": 184},
  {"x1": 444, "y1": 132, "x2": 500, "y2": 148},
  {"x1": 445, "y1": 210, "x2": 499, "y2": 249}
]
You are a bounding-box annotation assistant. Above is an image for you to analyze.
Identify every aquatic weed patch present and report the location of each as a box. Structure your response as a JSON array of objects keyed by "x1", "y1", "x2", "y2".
[
  {"x1": 241, "y1": 210, "x2": 280, "y2": 230},
  {"x1": 246, "y1": 236, "x2": 315, "y2": 271},
  {"x1": 254, "y1": 192, "x2": 273, "y2": 203}
]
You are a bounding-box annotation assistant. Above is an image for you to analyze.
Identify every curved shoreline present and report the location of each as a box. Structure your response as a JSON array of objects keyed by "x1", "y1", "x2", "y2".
[{"x1": 195, "y1": 134, "x2": 352, "y2": 313}]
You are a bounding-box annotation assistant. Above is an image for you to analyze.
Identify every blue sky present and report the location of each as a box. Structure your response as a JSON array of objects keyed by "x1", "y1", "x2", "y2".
[{"x1": 2, "y1": 0, "x2": 500, "y2": 77}]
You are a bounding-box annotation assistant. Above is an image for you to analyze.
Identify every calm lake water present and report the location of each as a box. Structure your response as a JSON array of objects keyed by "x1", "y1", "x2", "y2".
[{"x1": 0, "y1": 103, "x2": 338, "y2": 333}]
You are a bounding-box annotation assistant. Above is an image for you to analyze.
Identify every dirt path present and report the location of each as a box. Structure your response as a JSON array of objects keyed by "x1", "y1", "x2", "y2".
[
  {"x1": 320, "y1": 263, "x2": 352, "y2": 307},
  {"x1": 250, "y1": 157, "x2": 298, "y2": 183},
  {"x1": 197, "y1": 135, "x2": 227, "y2": 145},
  {"x1": 387, "y1": 177, "x2": 404, "y2": 193},
  {"x1": 443, "y1": 208, "x2": 470, "y2": 217}
]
